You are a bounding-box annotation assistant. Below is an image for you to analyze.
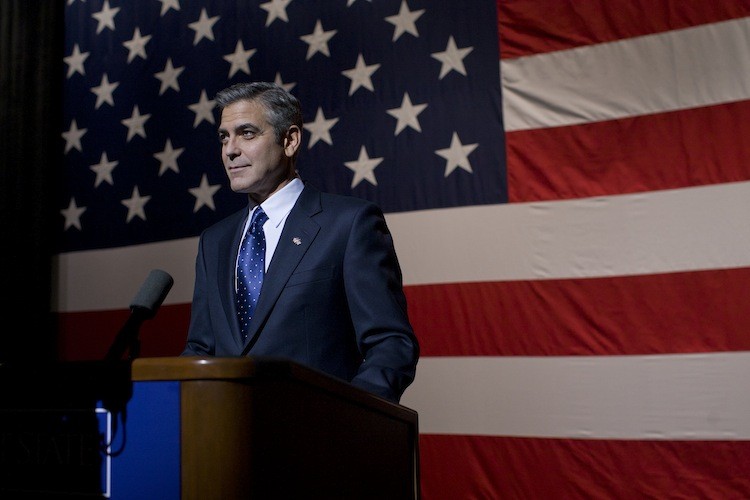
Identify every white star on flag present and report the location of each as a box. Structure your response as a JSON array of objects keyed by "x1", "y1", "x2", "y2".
[
  {"x1": 432, "y1": 36, "x2": 474, "y2": 79},
  {"x1": 155, "y1": 58, "x2": 184, "y2": 95},
  {"x1": 387, "y1": 92, "x2": 428, "y2": 135},
  {"x1": 435, "y1": 131, "x2": 478, "y2": 176},
  {"x1": 121, "y1": 105, "x2": 151, "y2": 142},
  {"x1": 90, "y1": 152, "x2": 118, "y2": 187},
  {"x1": 188, "y1": 90, "x2": 216, "y2": 127},
  {"x1": 91, "y1": 73, "x2": 119, "y2": 109},
  {"x1": 223, "y1": 40, "x2": 257, "y2": 78},
  {"x1": 274, "y1": 73, "x2": 296, "y2": 92},
  {"x1": 62, "y1": 119, "x2": 87, "y2": 154},
  {"x1": 157, "y1": 0, "x2": 180, "y2": 17},
  {"x1": 154, "y1": 139, "x2": 185, "y2": 176},
  {"x1": 64, "y1": 44, "x2": 89, "y2": 77},
  {"x1": 121, "y1": 186, "x2": 151, "y2": 223},
  {"x1": 123, "y1": 27, "x2": 151, "y2": 63},
  {"x1": 260, "y1": 0, "x2": 291, "y2": 26},
  {"x1": 188, "y1": 8, "x2": 219, "y2": 45},
  {"x1": 92, "y1": 0, "x2": 119, "y2": 34},
  {"x1": 300, "y1": 20, "x2": 337, "y2": 60},
  {"x1": 385, "y1": 0, "x2": 424, "y2": 41},
  {"x1": 342, "y1": 54, "x2": 380, "y2": 96},
  {"x1": 189, "y1": 174, "x2": 222, "y2": 212},
  {"x1": 61, "y1": 197, "x2": 87, "y2": 231},
  {"x1": 306, "y1": 107, "x2": 339, "y2": 148},
  {"x1": 344, "y1": 146, "x2": 383, "y2": 187}
]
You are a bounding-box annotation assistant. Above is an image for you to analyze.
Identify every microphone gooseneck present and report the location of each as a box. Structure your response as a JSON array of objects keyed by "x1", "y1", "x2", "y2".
[{"x1": 105, "y1": 269, "x2": 174, "y2": 362}]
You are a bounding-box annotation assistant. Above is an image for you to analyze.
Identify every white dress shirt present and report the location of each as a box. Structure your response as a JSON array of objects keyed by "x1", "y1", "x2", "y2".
[{"x1": 235, "y1": 177, "x2": 304, "y2": 293}]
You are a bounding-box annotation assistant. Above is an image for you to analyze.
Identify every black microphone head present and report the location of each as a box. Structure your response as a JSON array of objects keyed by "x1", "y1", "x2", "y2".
[{"x1": 130, "y1": 269, "x2": 174, "y2": 316}]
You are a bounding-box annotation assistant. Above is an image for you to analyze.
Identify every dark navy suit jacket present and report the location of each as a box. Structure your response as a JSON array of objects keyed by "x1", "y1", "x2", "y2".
[{"x1": 182, "y1": 184, "x2": 419, "y2": 402}]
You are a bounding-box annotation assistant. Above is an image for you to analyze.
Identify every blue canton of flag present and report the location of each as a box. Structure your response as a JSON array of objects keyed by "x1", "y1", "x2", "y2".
[{"x1": 61, "y1": 0, "x2": 505, "y2": 253}]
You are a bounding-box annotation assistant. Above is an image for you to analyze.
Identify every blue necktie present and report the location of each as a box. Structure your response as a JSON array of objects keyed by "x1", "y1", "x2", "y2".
[{"x1": 236, "y1": 207, "x2": 268, "y2": 339}]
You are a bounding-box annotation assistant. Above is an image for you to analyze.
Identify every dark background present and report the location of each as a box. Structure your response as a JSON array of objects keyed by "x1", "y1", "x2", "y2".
[{"x1": 0, "y1": 1, "x2": 64, "y2": 362}]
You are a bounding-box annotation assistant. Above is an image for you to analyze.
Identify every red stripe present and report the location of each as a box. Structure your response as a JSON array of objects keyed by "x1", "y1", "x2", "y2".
[
  {"x1": 57, "y1": 266, "x2": 750, "y2": 360},
  {"x1": 405, "y1": 267, "x2": 750, "y2": 357},
  {"x1": 56, "y1": 303, "x2": 189, "y2": 361},
  {"x1": 506, "y1": 102, "x2": 750, "y2": 202},
  {"x1": 497, "y1": 0, "x2": 750, "y2": 59},
  {"x1": 420, "y1": 434, "x2": 750, "y2": 499}
]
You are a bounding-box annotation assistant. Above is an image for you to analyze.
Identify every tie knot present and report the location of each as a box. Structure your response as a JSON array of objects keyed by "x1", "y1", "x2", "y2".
[{"x1": 250, "y1": 207, "x2": 268, "y2": 230}]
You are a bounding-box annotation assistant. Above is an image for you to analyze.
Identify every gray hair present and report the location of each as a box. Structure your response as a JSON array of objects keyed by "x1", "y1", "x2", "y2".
[{"x1": 214, "y1": 82, "x2": 303, "y2": 143}]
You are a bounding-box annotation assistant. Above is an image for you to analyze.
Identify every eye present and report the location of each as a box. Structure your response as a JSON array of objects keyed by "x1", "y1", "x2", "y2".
[
  {"x1": 218, "y1": 132, "x2": 228, "y2": 143},
  {"x1": 242, "y1": 129, "x2": 257, "y2": 139}
]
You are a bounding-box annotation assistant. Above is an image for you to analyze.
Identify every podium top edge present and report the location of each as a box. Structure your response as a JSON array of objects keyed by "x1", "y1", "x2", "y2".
[
  {"x1": 132, "y1": 356, "x2": 261, "y2": 381},
  {"x1": 131, "y1": 356, "x2": 418, "y2": 419}
]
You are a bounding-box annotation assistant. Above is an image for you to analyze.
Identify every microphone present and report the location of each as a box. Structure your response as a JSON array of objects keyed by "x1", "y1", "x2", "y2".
[
  {"x1": 105, "y1": 270, "x2": 174, "y2": 362},
  {"x1": 129, "y1": 269, "x2": 174, "y2": 318}
]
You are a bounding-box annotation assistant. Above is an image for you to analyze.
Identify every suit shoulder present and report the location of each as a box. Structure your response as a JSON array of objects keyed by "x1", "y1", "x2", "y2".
[{"x1": 318, "y1": 190, "x2": 380, "y2": 212}]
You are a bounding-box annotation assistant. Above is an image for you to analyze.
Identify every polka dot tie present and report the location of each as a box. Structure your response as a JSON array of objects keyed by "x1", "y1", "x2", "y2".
[{"x1": 236, "y1": 207, "x2": 268, "y2": 339}]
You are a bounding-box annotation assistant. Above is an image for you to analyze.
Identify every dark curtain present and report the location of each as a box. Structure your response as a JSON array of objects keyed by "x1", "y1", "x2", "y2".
[{"x1": 0, "y1": 1, "x2": 64, "y2": 361}]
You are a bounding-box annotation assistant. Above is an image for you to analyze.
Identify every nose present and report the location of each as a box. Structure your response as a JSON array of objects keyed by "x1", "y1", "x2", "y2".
[{"x1": 224, "y1": 137, "x2": 240, "y2": 161}]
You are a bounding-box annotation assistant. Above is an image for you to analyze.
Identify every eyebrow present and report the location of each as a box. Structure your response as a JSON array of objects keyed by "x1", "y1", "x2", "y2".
[{"x1": 217, "y1": 122, "x2": 261, "y2": 135}]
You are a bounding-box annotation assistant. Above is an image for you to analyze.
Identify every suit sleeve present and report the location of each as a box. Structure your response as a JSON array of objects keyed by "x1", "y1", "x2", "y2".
[{"x1": 343, "y1": 202, "x2": 420, "y2": 402}]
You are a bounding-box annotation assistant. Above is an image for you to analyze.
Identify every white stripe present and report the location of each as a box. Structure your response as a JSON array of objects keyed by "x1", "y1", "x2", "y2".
[
  {"x1": 52, "y1": 237, "x2": 198, "y2": 312},
  {"x1": 52, "y1": 180, "x2": 750, "y2": 311},
  {"x1": 400, "y1": 352, "x2": 750, "y2": 440},
  {"x1": 390, "y1": 180, "x2": 750, "y2": 285},
  {"x1": 501, "y1": 17, "x2": 750, "y2": 131}
]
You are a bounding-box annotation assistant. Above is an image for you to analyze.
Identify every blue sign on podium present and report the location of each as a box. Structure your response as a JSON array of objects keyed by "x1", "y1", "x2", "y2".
[{"x1": 0, "y1": 364, "x2": 180, "y2": 499}]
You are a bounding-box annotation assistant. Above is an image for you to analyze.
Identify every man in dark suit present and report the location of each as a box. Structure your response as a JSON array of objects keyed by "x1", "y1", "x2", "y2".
[{"x1": 182, "y1": 81, "x2": 419, "y2": 403}]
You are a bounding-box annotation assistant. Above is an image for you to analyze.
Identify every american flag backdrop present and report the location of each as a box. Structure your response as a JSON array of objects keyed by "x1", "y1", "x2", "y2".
[{"x1": 58, "y1": 0, "x2": 750, "y2": 498}]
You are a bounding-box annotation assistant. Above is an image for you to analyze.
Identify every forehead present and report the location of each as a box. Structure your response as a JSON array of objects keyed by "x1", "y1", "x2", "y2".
[{"x1": 219, "y1": 99, "x2": 269, "y2": 129}]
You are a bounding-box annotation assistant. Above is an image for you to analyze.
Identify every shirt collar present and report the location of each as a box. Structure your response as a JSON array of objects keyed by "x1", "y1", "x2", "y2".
[{"x1": 251, "y1": 177, "x2": 304, "y2": 228}]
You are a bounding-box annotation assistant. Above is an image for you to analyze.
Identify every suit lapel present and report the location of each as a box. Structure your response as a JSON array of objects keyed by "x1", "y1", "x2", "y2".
[
  {"x1": 218, "y1": 209, "x2": 249, "y2": 347},
  {"x1": 241, "y1": 186, "x2": 321, "y2": 353}
]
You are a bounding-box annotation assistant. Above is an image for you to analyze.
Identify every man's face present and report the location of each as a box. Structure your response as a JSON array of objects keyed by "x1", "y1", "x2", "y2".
[{"x1": 218, "y1": 99, "x2": 296, "y2": 202}]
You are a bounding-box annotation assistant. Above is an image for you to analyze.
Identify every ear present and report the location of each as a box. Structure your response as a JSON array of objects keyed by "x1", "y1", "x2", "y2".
[{"x1": 283, "y1": 125, "x2": 302, "y2": 158}]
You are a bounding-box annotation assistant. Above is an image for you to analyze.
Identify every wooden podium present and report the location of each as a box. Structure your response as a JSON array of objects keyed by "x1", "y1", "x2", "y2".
[{"x1": 0, "y1": 357, "x2": 420, "y2": 499}]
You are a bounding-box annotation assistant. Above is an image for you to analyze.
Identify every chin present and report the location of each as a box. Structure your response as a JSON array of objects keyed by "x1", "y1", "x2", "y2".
[{"x1": 229, "y1": 183, "x2": 251, "y2": 194}]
